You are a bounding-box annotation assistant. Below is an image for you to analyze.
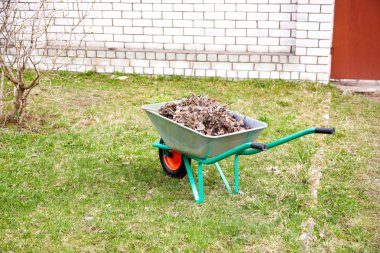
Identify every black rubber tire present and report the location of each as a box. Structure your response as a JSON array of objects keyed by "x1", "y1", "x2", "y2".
[{"x1": 158, "y1": 139, "x2": 190, "y2": 179}]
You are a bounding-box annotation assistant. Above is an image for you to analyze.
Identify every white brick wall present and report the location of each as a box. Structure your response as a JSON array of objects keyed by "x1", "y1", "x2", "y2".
[{"x1": 23, "y1": 0, "x2": 336, "y2": 83}]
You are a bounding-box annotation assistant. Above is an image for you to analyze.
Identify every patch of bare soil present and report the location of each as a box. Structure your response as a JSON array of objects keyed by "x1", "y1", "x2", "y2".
[
  {"x1": 363, "y1": 92, "x2": 380, "y2": 103},
  {"x1": 159, "y1": 94, "x2": 248, "y2": 136}
]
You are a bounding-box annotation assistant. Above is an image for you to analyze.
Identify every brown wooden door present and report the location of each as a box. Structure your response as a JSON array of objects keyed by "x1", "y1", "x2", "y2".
[{"x1": 331, "y1": 0, "x2": 380, "y2": 80}]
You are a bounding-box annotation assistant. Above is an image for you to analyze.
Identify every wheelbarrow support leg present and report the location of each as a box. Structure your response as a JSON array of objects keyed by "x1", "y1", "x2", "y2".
[
  {"x1": 183, "y1": 157, "x2": 200, "y2": 202},
  {"x1": 197, "y1": 163, "x2": 204, "y2": 203},
  {"x1": 234, "y1": 155, "x2": 239, "y2": 194},
  {"x1": 215, "y1": 162, "x2": 232, "y2": 194}
]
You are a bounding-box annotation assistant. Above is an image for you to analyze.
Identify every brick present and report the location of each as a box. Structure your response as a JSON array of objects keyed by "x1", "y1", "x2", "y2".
[
  {"x1": 144, "y1": 27, "x2": 163, "y2": 35},
  {"x1": 300, "y1": 56, "x2": 318, "y2": 64},
  {"x1": 111, "y1": 59, "x2": 129, "y2": 66},
  {"x1": 134, "y1": 35, "x2": 152, "y2": 42},
  {"x1": 226, "y1": 29, "x2": 246, "y2": 36},
  {"x1": 205, "y1": 28, "x2": 225, "y2": 37},
  {"x1": 280, "y1": 38, "x2": 296, "y2": 46},
  {"x1": 133, "y1": 19, "x2": 152, "y2": 27},
  {"x1": 215, "y1": 37, "x2": 235, "y2": 45},
  {"x1": 215, "y1": 4, "x2": 236, "y2": 11},
  {"x1": 318, "y1": 56, "x2": 330, "y2": 64},
  {"x1": 250, "y1": 55, "x2": 260, "y2": 62},
  {"x1": 206, "y1": 44, "x2": 226, "y2": 51},
  {"x1": 193, "y1": 62, "x2": 211, "y2": 69},
  {"x1": 269, "y1": 46, "x2": 291, "y2": 53},
  {"x1": 319, "y1": 40, "x2": 331, "y2": 48},
  {"x1": 239, "y1": 4, "x2": 258, "y2": 12},
  {"x1": 130, "y1": 59, "x2": 149, "y2": 67},
  {"x1": 269, "y1": 13, "x2": 291, "y2": 21},
  {"x1": 300, "y1": 72, "x2": 317, "y2": 81},
  {"x1": 320, "y1": 22, "x2": 333, "y2": 31},
  {"x1": 280, "y1": 21, "x2": 296, "y2": 29},
  {"x1": 226, "y1": 70, "x2": 238, "y2": 78},
  {"x1": 144, "y1": 43, "x2": 163, "y2": 49},
  {"x1": 297, "y1": 39, "x2": 319, "y2": 47},
  {"x1": 163, "y1": 68, "x2": 173, "y2": 75},
  {"x1": 226, "y1": 45, "x2": 247, "y2": 51},
  {"x1": 153, "y1": 35, "x2": 172, "y2": 43},
  {"x1": 194, "y1": 4, "x2": 214, "y2": 12},
  {"x1": 133, "y1": 4, "x2": 152, "y2": 11},
  {"x1": 309, "y1": 14, "x2": 332, "y2": 22},
  {"x1": 113, "y1": 19, "x2": 132, "y2": 27},
  {"x1": 236, "y1": 37, "x2": 257, "y2": 44},
  {"x1": 248, "y1": 71, "x2": 259, "y2": 78},
  {"x1": 229, "y1": 55, "x2": 239, "y2": 62},
  {"x1": 225, "y1": 12, "x2": 246, "y2": 20},
  {"x1": 163, "y1": 12, "x2": 182, "y2": 19},
  {"x1": 142, "y1": 11, "x2": 161, "y2": 19},
  {"x1": 247, "y1": 29, "x2": 268, "y2": 36},
  {"x1": 153, "y1": 4, "x2": 173, "y2": 11},
  {"x1": 269, "y1": 29, "x2": 290, "y2": 37},
  {"x1": 258, "y1": 21, "x2": 279, "y2": 29},
  {"x1": 102, "y1": 11, "x2": 121, "y2": 19},
  {"x1": 122, "y1": 11, "x2": 141, "y2": 19},
  {"x1": 195, "y1": 69, "x2": 206, "y2": 77},
  {"x1": 164, "y1": 44, "x2": 183, "y2": 50},
  {"x1": 258, "y1": 4, "x2": 280, "y2": 12},
  {"x1": 297, "y1": 22, "x2": 319, "y2": 30},
  {"x1": 281, "y1": 4, "x2": 297, "y2": 12},
  {"x1": 283, "y1": 64, "x2": 305, "y2": 72},
  {"x1": 173, "y1": 36, "x2": 192, "y2": 44},
  {"x1": 194, "y1": 20, "x2": 214, "y2": 28},
  {"x1": 170, "y1": 61, "x2": 190, "y2": 69},
  {"x1": 183, "y1": 12, "x2": 203, "y2": 20},
  {"x1": 173, "y1": 4, "x2": 193, "y2": 11},
  {"x1": 103, "y1": 26, "x2": 123, "y2": 34},
  {"x1": 164, "y1": 28, "x2": 183, "y2": 36},
  {"x1": 153, "y1": 19, "x2": 172, "y2": 27},
  {"x1": 255, "y1": 63, "x2": 276, "y2": 71},
  {"x1": 113, "y1": 35, "x2": 133, "y2": 42},
  {"x1": 297, "y1": 4, "x2": 321, "y2": 13},
  {"x1": 259, "y1": 71, "x2": 271, "y2": 78},
  {"x1": 150, "y1": 60, "x2": 169, "y2": 68},
  {"x1": 233, "y1": 63, "x2": 254, "y2": 71},
  {"x1": 173, "y1": 20, "x2": 192, "y2": 27},
  {"x1": 279, "y1": 72, "x2": 291, "y2": 79},
  {"x1": 236, "y1": 21, "x2": 258, "y2": 29},
  {"x1": 306, "y1": 64, "x2": 329, "y2": 73},
  {"x1": 237, "y1": 71, "x2": 248, "y2": 79},
  {"x1": 212, "y1": 62, "x2": 232, "y2": 70},
  {"x1": 258, "y1": 37, "x2": 279, "y2": 46},
  {"x1": 248, "y1": 45, "x2": 269, "y2": 52},
  {"x1": 184, "y1": 28, "x2": 204, "y2": 36},
  {"x1": 215, "y1": 20, "x2": 235, "y2": 28},
  {"x1": 194, "y1": 36, "x2": 213, "y2": 44},
  {"x1": 205, "y1": 12, "x2": 225, "y2": 20},
  {"x1": 290, "y1": 72, "x2": 299, "y2": 80},
  {"x1": 247, "y1": 13, "x2": 268, "y2": 20},
  {"x1": 308, "y1": 31, "x2": 331, "y2": 39}
]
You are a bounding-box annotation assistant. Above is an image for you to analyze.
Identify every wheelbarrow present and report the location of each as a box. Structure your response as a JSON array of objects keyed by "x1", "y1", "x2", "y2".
[{"x1": 143, "y1": 101, "x2": 335, "y2": 203}]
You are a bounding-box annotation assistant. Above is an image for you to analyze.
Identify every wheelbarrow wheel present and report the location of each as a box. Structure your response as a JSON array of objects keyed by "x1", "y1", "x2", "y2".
[{"x1": 158, "y1": 139, "x2": 190, "y2": 179}]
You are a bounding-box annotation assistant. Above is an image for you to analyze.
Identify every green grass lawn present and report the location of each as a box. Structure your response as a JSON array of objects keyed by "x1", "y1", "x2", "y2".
[{"x1": 0, "y1": 72, "x2": 379, "y2": 252}]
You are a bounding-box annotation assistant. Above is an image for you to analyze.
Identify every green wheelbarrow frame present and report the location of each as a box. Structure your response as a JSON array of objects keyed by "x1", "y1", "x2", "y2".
[{"x1": 153, "y1": 127, "x2": 335, "y2": 204}]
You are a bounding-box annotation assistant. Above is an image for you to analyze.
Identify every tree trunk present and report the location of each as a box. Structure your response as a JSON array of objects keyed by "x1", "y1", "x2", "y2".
[
  {"x1": 6, "y1": 86, "x2": 25, "y2": 123},
  {"x1": 0, "y1": 70, "x2": 4, "y2": 117}
]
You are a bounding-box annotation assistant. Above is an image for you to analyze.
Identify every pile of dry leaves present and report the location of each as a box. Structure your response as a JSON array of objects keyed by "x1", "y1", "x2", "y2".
[{"x1": 159, "y1": 94, "x2": 248, "y2": 136}]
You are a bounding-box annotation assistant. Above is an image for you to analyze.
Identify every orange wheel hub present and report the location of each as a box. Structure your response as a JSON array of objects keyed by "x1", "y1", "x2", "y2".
[{"x1": 163, "y1": 151, "x2": 182, "y2": 171}]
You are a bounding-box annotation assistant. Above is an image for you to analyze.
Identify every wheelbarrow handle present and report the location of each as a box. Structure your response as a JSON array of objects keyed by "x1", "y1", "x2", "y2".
[
  {"x1": 250, "y1": 142, "x2": 267, "y2": 151},
  {"x1": 315, "y1": 128, "x2": 335, "y2": 134}
]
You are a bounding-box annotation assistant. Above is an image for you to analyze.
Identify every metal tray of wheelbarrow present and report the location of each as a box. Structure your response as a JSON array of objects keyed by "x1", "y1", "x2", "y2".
[{"x1": 142, "y1": 101, "x2": 268, "y2": 159}]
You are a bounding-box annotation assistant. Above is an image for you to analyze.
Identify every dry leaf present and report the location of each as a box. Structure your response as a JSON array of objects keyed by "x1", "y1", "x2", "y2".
[{"x1": 159, "y1": 94, "x2": 248, "y2": 136}]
